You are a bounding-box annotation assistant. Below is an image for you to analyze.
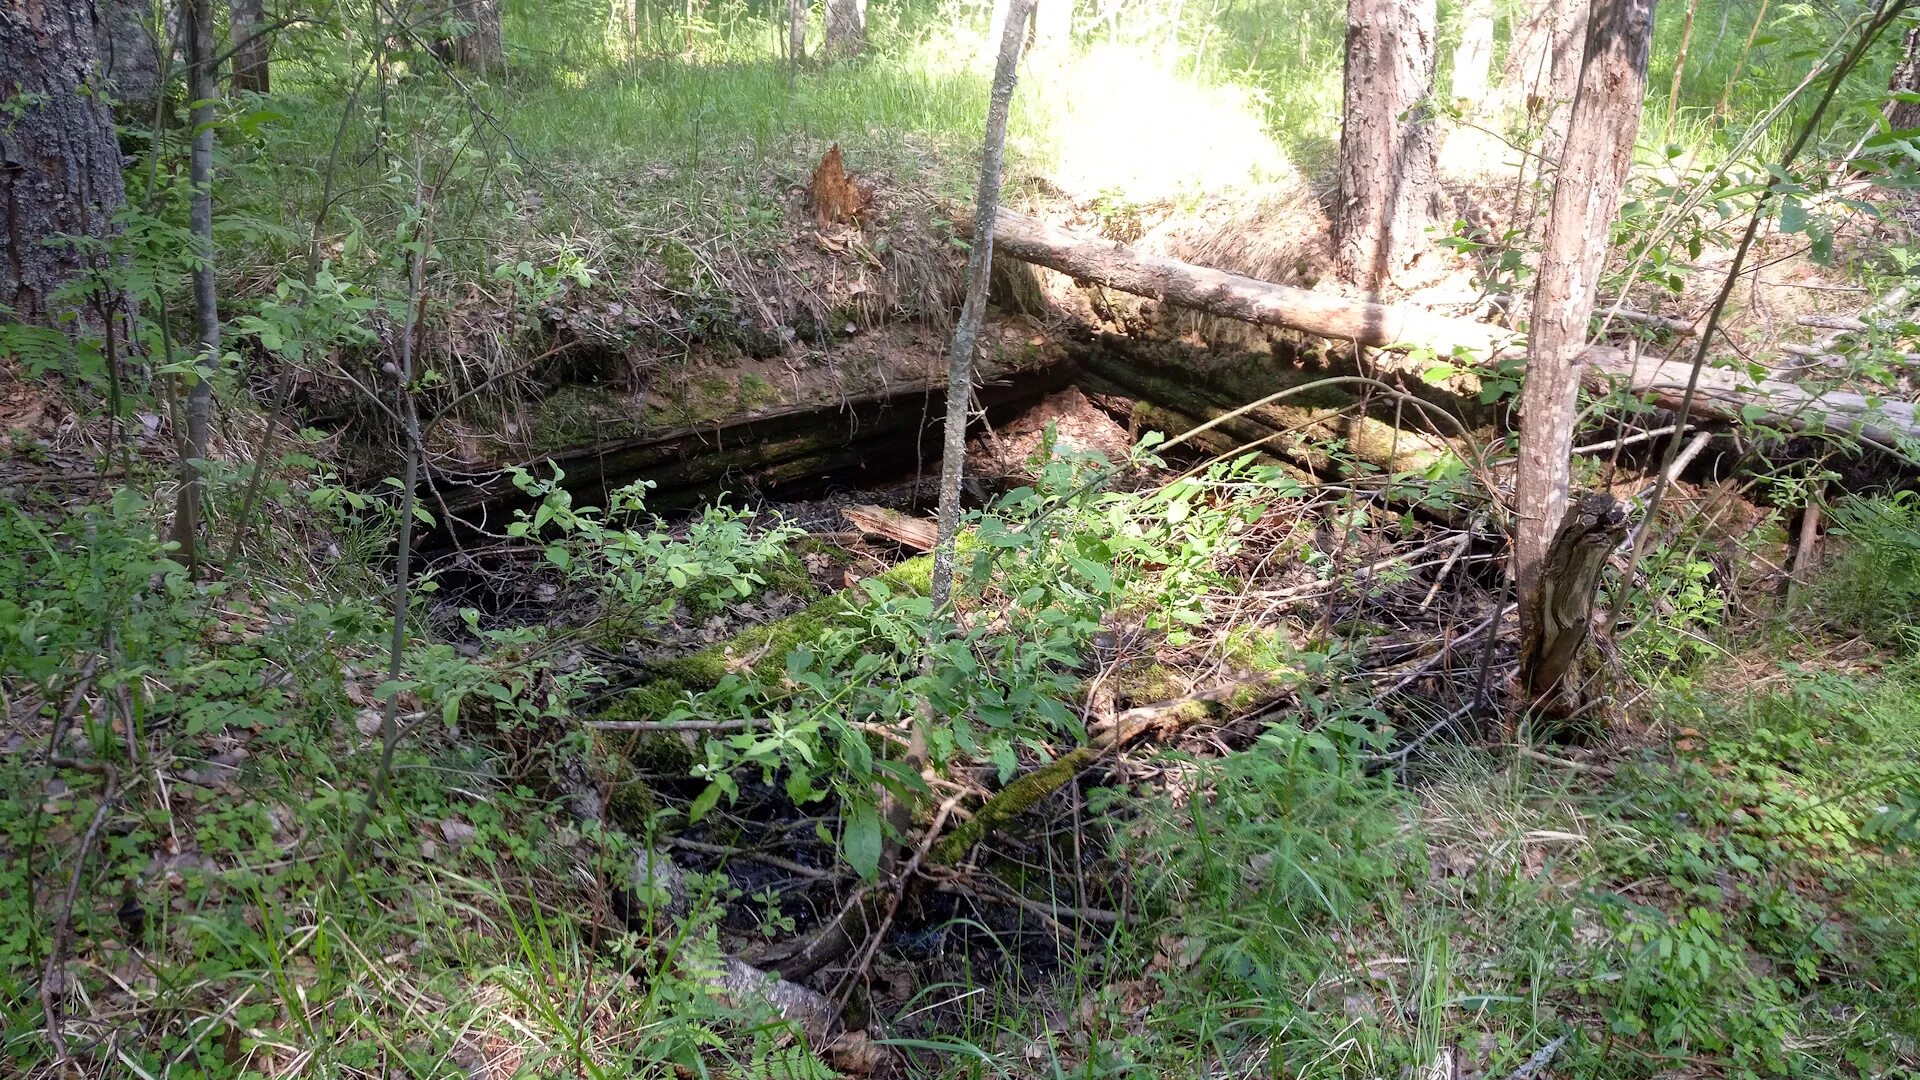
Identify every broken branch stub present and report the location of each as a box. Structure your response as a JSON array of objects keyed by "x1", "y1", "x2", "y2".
[{"x1": 1517, "y1": 491, "x2": 1630, "y2": 707}]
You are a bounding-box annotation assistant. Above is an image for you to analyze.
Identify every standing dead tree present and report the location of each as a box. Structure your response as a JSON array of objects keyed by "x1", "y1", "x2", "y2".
[{"x1": 1513, "y1": 0, "x2": 1654, "y2": 705}]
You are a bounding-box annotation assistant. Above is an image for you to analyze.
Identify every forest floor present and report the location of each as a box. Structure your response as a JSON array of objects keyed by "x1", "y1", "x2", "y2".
[{"x1": 9, "y1": 15, "x2": 1920, "y2": 1080}]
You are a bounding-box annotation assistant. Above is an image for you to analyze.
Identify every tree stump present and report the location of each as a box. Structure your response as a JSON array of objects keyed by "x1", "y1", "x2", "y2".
[{"x1": 1518, "y1": 491, "x2": 1629, "y2": 716}]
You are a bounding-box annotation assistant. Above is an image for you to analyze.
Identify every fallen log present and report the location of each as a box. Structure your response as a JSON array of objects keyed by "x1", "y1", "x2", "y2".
[
  {"x1": 986, "y1": 213, "x2": 1920, "y2": 447},
  {"x1": 989, "y1": 209, "x2": 1520, "y2": 360},
  {"x1": 1583, "y1": 347, "x2": 1920, "y2": 450}
]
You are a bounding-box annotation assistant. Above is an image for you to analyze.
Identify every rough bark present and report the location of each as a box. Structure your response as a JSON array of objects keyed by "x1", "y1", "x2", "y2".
[
  {"x1": 229, "y1": 0, "x2": 269, "y2": 93},
  {"x1": 95, "y1": 0, "x2": 167, "y2": 107},
  {"x1": 1886, "y1": 24, "x2": 1920, "y2": 132},
  {"x1": 1451, "y1": 0, "x2": 1494, "y2": 107},
  {"x1": 1, "y1": 0, "x2": 128, "y2": 330},
  {"x1": 823, "y1": 0, "x2": 864, "y2": 56},
  {"x1": 788, "y1": 0, "x2": 805, "y2": 65},
  {"x1": 1517, "y1": 492, "x2": 1629, "y2": 704},
  {"x1": 1489, "y1": 0, "x2": 1587, "y2": 158},
  {"x1": 449, "y1": 0, "x2": 503, "y2": 75},
  {"x1": 1514, "y1": 0, "x2": 1653, "y2": 676},
  {"x1": 988, "y1": 209, "x2": 1518, "y2": 359},
  {"x1": 176, "y1": 0, "x2": 221, "y2": 575},
  {"x1": 1335, "y1": 0, "x2": 1442, "y2": 291}
]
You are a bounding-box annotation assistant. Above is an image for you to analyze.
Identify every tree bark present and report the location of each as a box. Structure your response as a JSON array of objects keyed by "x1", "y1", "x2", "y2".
[
  {"x1": 1335, "y1": 0, "x2": 1442, "y2": 291},
  {"x1": 1514, "y1": 0, "x2": 1654, "y2": 699},
  {"x1": 449, "y1": 0, "x2": 503, "y2": 75},
  {"x1": 95, "y1": 0, "x2": 167, "y2": 108},
  {"x1": 176, "y1": 0, "x2": 221, "y2": 576},
  {"x1": 1489, "y1": 0, "x2": 1587, "y2": 158},
  {"x1": 1, "y1": 0, "x2": 128, "y2": 331},
  {"x1": 229, "y1": 0, "x2": 270, "y2": 93},
  {"x1": 1517, "y1": 491, "x2": 1629, "y2": 705},
  {"x1": 1451, "y1": 0, "x2": 1493, "y2": 107},
  {"x1": 788, "y1": 0, "x2": 806, "y2": 65},
  {"x1": 1886, "y1": 24, "x2": 1920, "y2": 132},
  {"x1": 824, "y1": 0, "x2": 864, "y2": 57}
]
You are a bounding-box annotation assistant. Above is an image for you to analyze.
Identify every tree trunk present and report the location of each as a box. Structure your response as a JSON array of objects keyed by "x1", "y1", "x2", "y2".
[
  {"x1": 1, "y1": 0, "x2": 128, "y2": 331},
  {"x1": 176, "y1": 0, "x2": 221, "y2": 576},
  {"x1": 449, "y1": 0, "x2": 503, "y2": 75},
  {"x1": 1514, "y1": 0, "x2": 1654, "y2": 700},
  {"x1": 1334, "y1": 0, "x2": 1442, "y2": 291},
  {"x1": 1886, "y1": 24, "x2": 1920, "y2": 132},
  {"x1": 788, "y1": 0, "x2": 806, "y2": 65},
  {"x1": 229, "y1": 0, "x2": 270, "y2": 93},
  {"x1": 95, "y1": 0, "x2": 167, "y2": 108},
  {"x1": 824, "y1": 0, "x2": 865, "y2": 57},
  {"x1": 1489, "y1": 0, "x2": 1587, "y2": 160},
  {"x1": 1451, "y1": 0, "x2": 1493, "y2": 107}
]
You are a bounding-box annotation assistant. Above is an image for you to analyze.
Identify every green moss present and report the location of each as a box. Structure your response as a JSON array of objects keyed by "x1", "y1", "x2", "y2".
[
  {"x1": 528, "y1": 384, "x2": 642, "y2": 453},
  {"x1": 738, "y1": 372, "x2": 781, "y2": 410},
  {"x1": 595, "y1": 555, "x2": 934, "y2": 724},
  {"x1": 931, "y1": 746, "x2": 1099, "y2": 864}
]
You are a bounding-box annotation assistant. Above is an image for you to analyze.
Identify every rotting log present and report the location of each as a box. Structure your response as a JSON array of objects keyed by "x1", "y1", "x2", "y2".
[
  {"x1": 1517, "y1": 491, "x2": 1629, "y2": 707},
  {"x1": 1582, "y1": 347, "x2": 1920, "y2": 449},
  {"x1": 425, "y1": 360, "x2": 1076, "y2": 543},
  {"x1": 843, "y1": 504, "x2": 938, "y2": 551},
  {"x1": 984, "y1": 213, "x2": 1920, "y2": 448},
  {"x1": 987, "y1": 209, "x2": 1519, "y2": 361}
]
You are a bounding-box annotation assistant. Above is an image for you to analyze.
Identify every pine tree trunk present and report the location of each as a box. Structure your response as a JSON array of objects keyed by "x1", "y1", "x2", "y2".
[
  {"x1": 1, "y1": 0, "x2": 128, "y2": 331},
  {"x1": 1334, "y1": 0, "x2": 1442, "y2": 291},
  {"x1": 1515, "y1": 0, "x2": 1655, "y2": 700},
  {"x1": 230, "y1": 0, "x2": 270, "y2": 93},
  {"x1": 1450, "y1": 0, "x2": 1493, "y2": 107},
  {"x1": 824, "y1": 0, "x2": 865, "y2": 57},
  {"x1": 1886, "y1": 24, "x2": 1920, "y2": 132},
  {"x1": 450, "y1": 0, "x2": 504, "y2": 75},
  {"x1": 95, "y1": 0, "x2": 167, "y2": 108},
  {"x1": 177, "y1": 0, "x2": 221, "y2": 575},
  {"x1": 1490, "y1": 0, "x2": 1587, "y2": 159}
]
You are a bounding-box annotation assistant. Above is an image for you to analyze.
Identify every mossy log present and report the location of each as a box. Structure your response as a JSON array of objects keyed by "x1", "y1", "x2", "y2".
[
  {"x1": 595, "y1": 554, "x2": 934, "y2": 729},
  {"x1": 427, "y1": 361, "x2": 1076, "y2": 539},
  {"x1": 1081, "y1": 337, "x2": 1472, "y2": 476},
  {"x1": 929, "y1": 747, "x2": 1099, "y2": 864}
]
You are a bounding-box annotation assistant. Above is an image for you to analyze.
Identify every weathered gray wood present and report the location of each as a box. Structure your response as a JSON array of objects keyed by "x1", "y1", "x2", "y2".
[
  {"x1": 1335, "y1": 0, "x2": 1442, "y2": 289},
  {"x1": 1518, "y1": 491, "x2": 1629, "y2": 703},
  {"x1": 1514, "y1": 0, "x2": 1654, "y2": 663},
  {"x1": 989, "y1": 209, "x2": 1519, "y2": 359},
  {"x1": 230, "y1": 0, "x2": 270, "y2": 93},
  {"x1": 1582, "y1": 347, "x2": 1920, "y2": 447}
]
